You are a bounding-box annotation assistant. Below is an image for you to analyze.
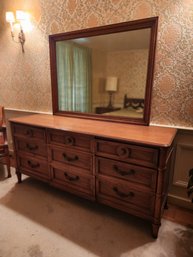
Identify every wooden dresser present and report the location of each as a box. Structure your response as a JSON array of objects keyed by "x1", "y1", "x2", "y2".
[{"x1": 10, "y1": 114, "x2": 177, "y2": 238}]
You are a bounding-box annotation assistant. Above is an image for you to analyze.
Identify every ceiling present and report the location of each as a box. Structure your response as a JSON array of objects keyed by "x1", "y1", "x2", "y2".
[{"x1": 72, "y1": 28, "x2": 151, "y2": 51}]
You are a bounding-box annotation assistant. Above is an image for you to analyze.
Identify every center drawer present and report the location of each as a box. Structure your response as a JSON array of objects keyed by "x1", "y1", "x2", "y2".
[
  {"x1": 51, "y1": 165, "x2": 95, "y2": 199},
  {"x1": 47, "y1": 129, "x2": 93, "y2": 152},
  {"x1": 48, "y1": 146, "x2": 93, "y2": 171}
]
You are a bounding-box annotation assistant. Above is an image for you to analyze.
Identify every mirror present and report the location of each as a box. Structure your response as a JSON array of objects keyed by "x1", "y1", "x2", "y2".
[{"x1": 49, "y1": 17, "x2": 158, "y2": 125}]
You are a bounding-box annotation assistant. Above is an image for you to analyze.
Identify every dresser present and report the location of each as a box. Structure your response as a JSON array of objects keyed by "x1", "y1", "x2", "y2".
[{"x1": 10, "y1": 114, "x2": 177, "y2": 238}]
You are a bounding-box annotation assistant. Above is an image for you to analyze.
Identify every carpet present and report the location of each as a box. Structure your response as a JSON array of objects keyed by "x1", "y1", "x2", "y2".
[{"x1": 0, "y1": 168, "x2": 193, "y2": 257}]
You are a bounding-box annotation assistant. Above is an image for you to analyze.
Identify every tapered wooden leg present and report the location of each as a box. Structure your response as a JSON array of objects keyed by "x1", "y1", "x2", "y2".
[
  {"x1": 6, "y1": 157, "x2": 11, "y2": 178},
  {"x1": 164, "y1": 198, "x2": 168, "y2": 209},
  {"x1": 7, "y1": 165, "x2": 11, "y2": 178},
  {"x1": 16, "y1": 169, "x2": 22, "y2": 183},
  {"x1": 152, "y1": 222, "x2": 160, "y2": 239}
]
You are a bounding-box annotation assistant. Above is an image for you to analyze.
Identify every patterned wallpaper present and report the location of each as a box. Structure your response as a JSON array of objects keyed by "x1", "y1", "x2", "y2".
[
  {"x1": 92, "y1": 49, "x2": 148, "y2": 108},
  {"x1": 0, "y1": 0, "x2": 193, "y2": 128},
  {"x1": 106, "y1": 49, "x2": 148, "y2": 102}
]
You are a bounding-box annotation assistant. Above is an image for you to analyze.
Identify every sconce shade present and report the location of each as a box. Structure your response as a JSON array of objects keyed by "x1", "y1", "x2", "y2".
[
  {"x1": 105, "y1": 76, "x2": 118, "y2": 92},
  {"x1": 6, "y1": 12, "x2": 15, "y2": 23},
  {"x1": 5, "y1": 10, "x2": 28, "y2": 53},
  {"x1": 16, "y1": 10, "x2": 26, "y2": 21}
]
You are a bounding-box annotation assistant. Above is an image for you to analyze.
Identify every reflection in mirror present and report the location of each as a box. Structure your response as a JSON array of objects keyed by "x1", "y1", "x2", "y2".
[
  {"x1": 56, "y1": 40, "x2": 92, "y2": 112},
  {"x1": 49, "y1": 17, "x2": 158, "y2": 125}
]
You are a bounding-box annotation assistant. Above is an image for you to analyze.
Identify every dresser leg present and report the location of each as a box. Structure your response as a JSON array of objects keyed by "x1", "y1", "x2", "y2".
[
  {"x1": 7, "y1": 165, "x2": 11, "y2": 178},
  {"x1": 152, "y1": 223, "x2": 160, "y2": 238},
  {"x1": 164, "y1": 198, "x2": 168, "y2": 209},
  {"x1": 16, "y1": 169, "x2": 22, "y2": 183}
]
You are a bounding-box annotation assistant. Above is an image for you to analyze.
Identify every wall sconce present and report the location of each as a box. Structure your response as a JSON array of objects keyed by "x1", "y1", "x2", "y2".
[
  {"x1": 6, "y1": 11, "x2": 29, "y2": 53},
  {"x1": 105, "y1": 76, "x2": 118, "y2": 108}
]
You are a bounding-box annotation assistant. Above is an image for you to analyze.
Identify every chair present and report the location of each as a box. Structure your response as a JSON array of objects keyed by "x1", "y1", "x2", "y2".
[{"x1": 0, "y1": 106, "x2": 11, "y2": 178}]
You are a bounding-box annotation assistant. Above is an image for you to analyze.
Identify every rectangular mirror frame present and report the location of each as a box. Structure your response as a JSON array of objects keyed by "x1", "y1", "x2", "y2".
[{"x1": 49, "y1": 17, "x2": 158, "y2": 125}]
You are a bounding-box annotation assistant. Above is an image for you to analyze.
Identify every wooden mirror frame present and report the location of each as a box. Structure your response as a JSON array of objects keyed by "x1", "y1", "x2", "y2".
[{"x1": 49, "y1": 17, "x2": 158, "y2": 125}]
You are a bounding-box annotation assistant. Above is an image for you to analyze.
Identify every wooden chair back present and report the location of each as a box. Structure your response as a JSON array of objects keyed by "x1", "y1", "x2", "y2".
[
  {"x1": 0, "y1": 106, "x2": 11, "y2": 178},
  {"x1": 0, "y1": 106, "x2": 5, "y2": 126}
]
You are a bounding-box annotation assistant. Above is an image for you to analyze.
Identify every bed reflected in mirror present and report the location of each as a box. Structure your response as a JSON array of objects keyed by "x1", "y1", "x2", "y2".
[{"x1": 49, "y1": 17, "x2": 158, "y2": 125}]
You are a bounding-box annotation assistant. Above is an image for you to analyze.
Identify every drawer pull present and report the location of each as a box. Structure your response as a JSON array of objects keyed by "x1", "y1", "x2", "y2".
[
  {"x1": 27, "y1": 160, "x2": 40, "y2": 169},
  {"x1": 26, "y1": 129, "x2": 34, "y2": 137},
  {"x1": 26, "y1": 143, "x2": 38, "y2": 151},
  {"x1": 63, "y1": 153, "x2": 79, "y2": 162},
  {"x1": 64, "y1": 172, "x2": 79, "y2": 181},
  {"x1": 64, "y1": 136, "x2": 74, "y2": 145},
  {"x1": 113, "y1": 165, "x2": 135, "y2": 176},
  {"x1": 116, "y1": 146, "x2": 130, "y2": 158},
  {"x1": 113, "y1": 186, "x2": 134, "y2": 198}
]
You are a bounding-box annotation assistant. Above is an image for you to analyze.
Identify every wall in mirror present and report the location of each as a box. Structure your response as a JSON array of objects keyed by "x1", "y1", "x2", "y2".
[{"x1": 49, "y1": 17, "x2": 158, "y2": 125}]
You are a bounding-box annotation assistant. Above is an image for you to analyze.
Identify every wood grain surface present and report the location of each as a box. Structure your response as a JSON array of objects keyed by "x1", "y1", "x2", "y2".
[{"x1": 10, "y1": 114, "x2": 177, "y2": 147}]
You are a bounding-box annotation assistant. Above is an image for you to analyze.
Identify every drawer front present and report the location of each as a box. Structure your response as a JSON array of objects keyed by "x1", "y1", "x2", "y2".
[
  {"x1": 48, "y1": 129, "x2": 93, "y2": 152},
  {"x1": 49, "y1": 146, "x2": 92, "y2": 171},
  {"x1": 15, "y1": 138, "x2": 47, "y2": 158},
  {"x1": 96, "y1": 157, "x2": 156, "y2": 190},
  {"x1": 12, "y1": 124, "x2": 45, "y2": 140},
  {"x1": 17, "y1": 155, "x2": 49, "y2": 179},
  {"x1": 51, "y1": 166, "x2": 95, "y2": 197},
  {"x1": 96, "y1": 140, "x2": 158, "y2": 168},
  {"x1": 97, "y1": 177, "x2": 154, "y2": 216}
]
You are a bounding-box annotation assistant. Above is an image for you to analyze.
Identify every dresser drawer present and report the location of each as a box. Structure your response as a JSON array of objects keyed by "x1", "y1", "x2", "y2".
[
  {"x1": 15, "y1": 138, "x2": 47, "y2": 158},
  {"x1": 17, "y1": 154, "x2": 49, "y2": 179},
  {"x1": 96, "y1": 157, "x2": 156, "y2": 190},
  {"x1": 12, "y1": 124, "x2": 46, "y2": 140},
  {"x1": 96, "y1": 139, "x2": 158, "y2": 168},
  {"x1": 97, "y1": 177, "x2": 154, "y2": 216},
  {"x1": 48, "y1": 146, "x2": 93, "y2": 171},
  {"x1": 47, "y1": 129, "x2": 93, "y2": 152},
  {"x1": 51, "y1": 166, "x2": 95, "y2": 198}
]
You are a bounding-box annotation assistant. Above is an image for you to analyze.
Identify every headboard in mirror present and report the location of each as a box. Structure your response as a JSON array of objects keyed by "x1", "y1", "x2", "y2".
[{"x1": 49, "y1": 17, "x2": 158, "y2": 125}]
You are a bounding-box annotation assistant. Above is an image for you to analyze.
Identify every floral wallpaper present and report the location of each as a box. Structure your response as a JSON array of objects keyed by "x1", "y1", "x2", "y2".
[{"x1": 0, "y1": 0, "x2": 193, "y2": 128}]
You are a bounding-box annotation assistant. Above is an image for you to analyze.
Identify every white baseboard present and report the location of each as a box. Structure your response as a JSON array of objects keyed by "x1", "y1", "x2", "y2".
[{"x1": 168, "y1": 193, "x2": 193, "y2": 210}]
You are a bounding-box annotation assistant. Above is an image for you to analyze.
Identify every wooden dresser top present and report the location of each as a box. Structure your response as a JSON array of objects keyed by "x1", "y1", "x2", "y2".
[{"x1": 10, "y1": 114, "x2": 177, "y2": 147}]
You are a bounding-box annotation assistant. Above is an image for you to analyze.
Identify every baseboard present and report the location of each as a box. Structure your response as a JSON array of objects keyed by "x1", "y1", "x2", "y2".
[{"x1": 168, "y1": 193, "x2": 193, "y2": 210}]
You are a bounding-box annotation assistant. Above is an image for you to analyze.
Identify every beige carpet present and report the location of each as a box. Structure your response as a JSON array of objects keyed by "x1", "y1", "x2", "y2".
[{"x1": 0, "y1": 167, "x2": 193, "y2": 257}]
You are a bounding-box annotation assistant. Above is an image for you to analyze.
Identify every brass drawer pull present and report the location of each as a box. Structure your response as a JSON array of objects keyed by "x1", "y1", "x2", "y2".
[
  {"x1": 26, "y1": 129, "x2": 34, "y2": 137},
  {"x1": 113, "y1": 165, "x2": 135, "y2": 176},
  {"x1": 26, "y1": 143, "x2": 38, "y2": 151},
  {"x1": 64, "y1": 172, "x2": 79, "y2": 181},
  {"x1": 27, "y1": 160, "x2": 40, "y2": 169},
  {"x1": 113, "y1": 186, "x2": 134, "y2": 198},
  {"x1": 64, "y1": 136, "x2": 74, "y2": 145},
  {"x1": 63, "y1": 153, "x2": 79, "y2": 162}
]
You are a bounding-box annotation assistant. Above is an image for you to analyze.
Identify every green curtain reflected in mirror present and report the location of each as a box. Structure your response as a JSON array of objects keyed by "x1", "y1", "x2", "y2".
[{"x1": 56, "y1": 41, "x2": 92, "y2": 112}]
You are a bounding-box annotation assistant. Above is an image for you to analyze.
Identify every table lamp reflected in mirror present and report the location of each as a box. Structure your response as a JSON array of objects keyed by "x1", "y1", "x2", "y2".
[{"x1": 105, "y1": 77, "x2": 118, "y2": 108}]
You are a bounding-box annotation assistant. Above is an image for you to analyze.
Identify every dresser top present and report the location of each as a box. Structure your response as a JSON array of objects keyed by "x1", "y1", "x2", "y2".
[{"x1": 10, "y1": 114, "x2": 177, "y2": 147}]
